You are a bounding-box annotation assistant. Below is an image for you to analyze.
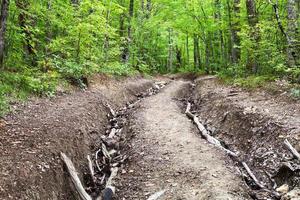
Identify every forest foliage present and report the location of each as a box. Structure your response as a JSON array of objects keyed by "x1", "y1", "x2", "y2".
[{"x1": 0, "y1": 0, "x2": 299, "y2": 115}]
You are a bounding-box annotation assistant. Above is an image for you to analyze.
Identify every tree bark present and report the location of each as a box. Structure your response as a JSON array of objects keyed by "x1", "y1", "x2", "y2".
[
  {"x1": 121, "y1": 0, "x2": 134, "y2": 63},
  {"x1": 186, "y1": 33, "x2": 189, "y2": 65},
  {"x1": 16, "y1": 0, "x2": 36, "y2": 65},
  {"x1": 246, "y1": 0, "x2": 259, "y2": 73},
  {"x1": 231, "y1": 0, "x2": 241, "y2": 64},
  {"x1": 0, "y1": 0, "x2": 9, "y2": 69},
  {"x1": 176, "y1": 45, "x2": 182, "y2": 68},
  {"x1": 214, "y1": 0, "x2": 225, "y2": 65},
  {"x1": 226, "y1": 0, "x2": 233, "y2": 63},
  {"x1": 167, "y1": 28, "x2": 173, "y2": 71},
  {"x1": 193, "y1": 34, "x2": 200, "y2": 69},
  {"x1": 146, "y1": 0, "x2": 151, "y2": 18},
  {"x1": 286, "y1": 0, "x2": 299, "y2": 66}
]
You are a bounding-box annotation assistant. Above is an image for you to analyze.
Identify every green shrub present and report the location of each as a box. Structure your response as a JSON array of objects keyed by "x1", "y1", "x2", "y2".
[
  {"x1": 291, "y1": 88, "x2": 300, "y2": 99},
  {"x1": 99, "y1": 63, "x2": 138, "y2": 76}
]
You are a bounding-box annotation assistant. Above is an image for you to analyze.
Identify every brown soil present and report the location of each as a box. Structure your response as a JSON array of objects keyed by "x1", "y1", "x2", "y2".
[
  {"x1": 191, "y1": 76, "x2": 300, "y2": 199},
  {"x1": 1, "y1": 74, "x2": 300, "y2": 200},
  {"x1": 117, "y1": 80, "x2": 250, "y2": 200},
  {"x1": 0, "y1": 75, "x2": 155, "y2": 200}
]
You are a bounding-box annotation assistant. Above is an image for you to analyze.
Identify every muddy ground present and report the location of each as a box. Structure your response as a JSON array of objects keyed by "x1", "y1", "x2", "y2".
[{"x1": 0, "y1": 75, "x2": 299, "y2": 200}]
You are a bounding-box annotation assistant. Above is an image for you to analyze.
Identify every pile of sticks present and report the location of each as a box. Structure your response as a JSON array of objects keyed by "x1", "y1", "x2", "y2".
[{"x1": 60, "y1": 82, "x2": 167, "y2": 200}]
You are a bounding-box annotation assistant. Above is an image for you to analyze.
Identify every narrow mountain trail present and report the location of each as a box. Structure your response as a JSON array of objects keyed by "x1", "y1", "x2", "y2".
[{"x1": 118, "y1": 80, "x2": 249, "y2": 199}]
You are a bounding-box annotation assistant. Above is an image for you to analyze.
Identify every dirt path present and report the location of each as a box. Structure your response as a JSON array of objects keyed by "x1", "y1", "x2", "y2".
[{"x1": 119, "y1": 80, "x2": 249, "y2": 199}]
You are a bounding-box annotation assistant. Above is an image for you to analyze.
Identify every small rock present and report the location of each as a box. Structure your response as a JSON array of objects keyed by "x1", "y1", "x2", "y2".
[
  {"x1": 282, "y1": 188, "x2": 300, "y2": 200},
  {"x1": 276, "y1": 184, "x2": 289, "y2": 194},
  {"x1": 212, "y1": 174, "x2": 218, "y2": 178}
]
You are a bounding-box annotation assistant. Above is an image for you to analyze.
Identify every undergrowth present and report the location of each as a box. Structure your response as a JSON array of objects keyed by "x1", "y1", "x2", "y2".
[{"x1": 0, "y1": 63, "x2": 142, "y2": 117}]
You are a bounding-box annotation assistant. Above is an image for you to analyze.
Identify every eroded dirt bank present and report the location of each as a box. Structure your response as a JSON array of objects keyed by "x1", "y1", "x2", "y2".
[
  {"x1": 190, "y1": 77, "x2": 300, "y2": 199},
  {"x1": 117, "y1": 80, "x2": 250, "y2": 199},
  {"x1": 0, "y1": 76, "x2": 156, "y2": 199},
  {"x1": 1, "y1": 75, "x2": 299, "y2": 200}
]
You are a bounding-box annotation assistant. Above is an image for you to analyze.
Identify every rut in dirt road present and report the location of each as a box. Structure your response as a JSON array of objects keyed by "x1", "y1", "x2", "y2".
[{"x1": 119, "y1": 80, "x2": 250, "y2": 200}]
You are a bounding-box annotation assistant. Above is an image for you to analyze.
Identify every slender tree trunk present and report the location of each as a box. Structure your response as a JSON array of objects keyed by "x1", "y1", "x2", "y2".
[
  {"x1": 168, "y1": 28, "x2": 173, "y2": 71},
  {"x1": 287, "y1": 0, "x2": 299, "y2": 66},
  {"x1": 205, "y1": 35, "x2": 210, "y2": 72},
  {"x1": 226, "y1": 0, "x2": 233, "y2": 63},
  {"x1": 231, "y1": 0, "x2": 241, "y2": 64},
  {"x1": 0, "y1": 0, "x2": 9, "y2": 69},
  {"x1": 246, "y1": 0, "x2": 259, "y2": 73},
  {"x1": 146, "y1": 0, "x2": 151, "y2": 18},
  {"x1": 16, "y1": 0, "x2": 36, "y2": 65},
  {"x1": 186, "y1": 33, "x2": 189, "y2": 65},
  {"x1": 215, "y1": 0, "x2": 224, "y2": 65},
  {"x1": 121, "y1": 0, "x2": 134, "y2": 63},
  {"x1": 193, "y1": 34, "x2": 200, "y2": 69},
  {"x1": 176, "y1": 45, "x2": 182, "y2": 68},
  {"x1": 141, "y1": 0, "x2": 144, "y2": 11}
]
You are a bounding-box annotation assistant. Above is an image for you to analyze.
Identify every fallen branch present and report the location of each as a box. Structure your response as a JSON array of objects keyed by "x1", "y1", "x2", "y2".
[
  {"x1": 242, "y1": 162, "x2": 265, "y2": 189},
  {"x1": 60, "y1": 152, "x2": 92, "y2": 200},
  {"x1": 95, "y1": 149, "x2": 103, "y2": 172},
  {"x1": 147, "y1": 190, "x2": 166, "y2": 200},
  {"x1": 185, "y1": 102, "x2": 237, "y2": 157},
  {"x1": 106, "y1": 104, "x2": 116, "y2": 118},
  {"x1": 108, "y1": 128, "x2": 117, "y2": 138},
  {"x1": 87, "y1": 155, "x2": 95, "y2": 184},
  {"x1": 284, "y1": 139, "x2": 300, "y2": 160}
]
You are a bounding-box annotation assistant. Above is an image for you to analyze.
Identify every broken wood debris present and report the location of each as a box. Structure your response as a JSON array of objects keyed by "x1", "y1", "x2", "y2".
[
  {"x1": 60, "y1": 153, "x2": 92, "y2": 200},
  {"x1": 242, "y1": 162, "x2": 265, "y2": 189},
  {"x1": 184, "y1": 101, "x2": 283, "y2": 199},
  {"x1": 147, "y1": 189, "x2": 166, "y2": 200},
  {"x1": 185, "y1": 102, "x2": 237, "y2": 157},
  {"x1": 60, "y1": 81, "x2": 167, "y2": 200},
  {"x1": 284, "y1": 139, "x2": 300, "y2": 160}
]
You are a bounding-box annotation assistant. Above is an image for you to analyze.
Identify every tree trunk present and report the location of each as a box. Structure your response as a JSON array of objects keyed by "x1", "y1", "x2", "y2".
[
  {"x1": 176, "y1": 45, "x2": 182, "y2": 68},
  {"x1": 122, "y1": 0, "x2": 134, "y2": 63},
  {"x1": 214, "y1": 0, "x2": 224, "y2": 65},
  {"x1": 193, "y1": 34, "x2": 200, "y2": 69},
  {"x1": 146, "y1": 0, "x2": 151, "y2": 18},
  {"x1": 231, "y1": 0, "x2": 241, "y2": 64},
  {"x1": 286, "y1": 0, "x2": 299, "y2": 66},
  {"x1": 205, "y1": 36, "x2": 212, "y2": 73},
  {"x1": 226, "y1": 0, "x2": 233, "y2": 63},
  {"x1": 186, "y1": 33, "x2": 189, "y2": 65},
  {"x1": 246, "y1": 0, "x2": 259, "y2": 73},
  {"x1": 0, "y1": 0, "x2": 9, "y2": 69},
  {"x1": 168, "y1": 28, "x2": 173, "y2": 71},
  {"x1": 16, "y1": 0, "x2": 36, "y2": 65}
]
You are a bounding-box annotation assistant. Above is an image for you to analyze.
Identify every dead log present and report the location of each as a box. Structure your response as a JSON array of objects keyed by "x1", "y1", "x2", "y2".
[
  {"x1": 185, "y1": 103, "x2": 237, "y2": 157},
  {"x1": 60, "y1": 152, "x2": 92, "y2": 200},
  {"x1": 242, "y1": 162, "x2": 265, "y2": 189},
  {"x1": 284, "y1": 139, "x2": 300, "y2": 160}
]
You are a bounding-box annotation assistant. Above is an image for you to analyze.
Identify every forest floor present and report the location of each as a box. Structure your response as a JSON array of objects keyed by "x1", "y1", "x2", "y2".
[{"x1": 0, "y1": 75, "x2": 300, "y2": 200}]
